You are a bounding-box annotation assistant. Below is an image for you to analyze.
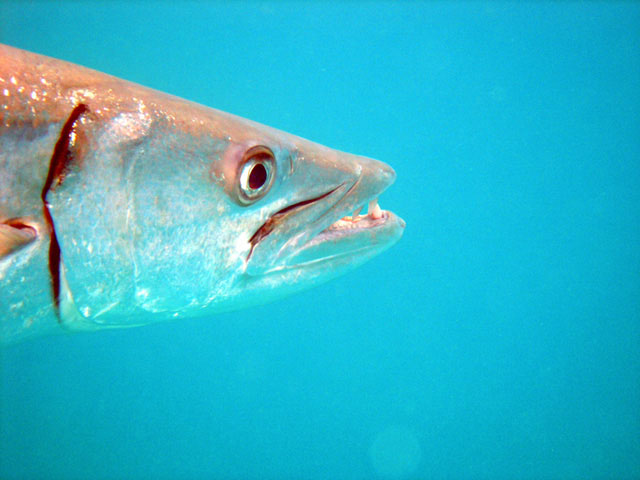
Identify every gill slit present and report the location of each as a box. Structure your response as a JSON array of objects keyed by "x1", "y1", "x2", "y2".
[{"x1": 41, "y1": 103, "x2": 88, "y2": 316}]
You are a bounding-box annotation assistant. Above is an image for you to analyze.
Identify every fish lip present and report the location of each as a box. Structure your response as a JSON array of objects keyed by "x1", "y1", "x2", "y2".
[
  {"x1": 246, "y1": 169, "x2": 401, "y2": 273},
  {"x1": 247, "y1": 182, "x2": 346, "y2": 261},
  {"x1": 283, "y1": 188, "x2": 402, "y2": 271}
]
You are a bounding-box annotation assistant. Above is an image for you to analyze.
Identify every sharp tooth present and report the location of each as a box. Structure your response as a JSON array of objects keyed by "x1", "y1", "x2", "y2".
[
  {"x1": 351, "y1": 207, "x2": 362, "y2": 221},
  {"x1": 368, "y1": 198, "x2": 382, "y2": 219}
]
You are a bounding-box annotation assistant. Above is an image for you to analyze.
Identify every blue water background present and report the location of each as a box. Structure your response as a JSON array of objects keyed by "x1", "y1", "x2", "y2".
[{"x1": 1, "y1": 2, "x2": 639, "y2": 479}]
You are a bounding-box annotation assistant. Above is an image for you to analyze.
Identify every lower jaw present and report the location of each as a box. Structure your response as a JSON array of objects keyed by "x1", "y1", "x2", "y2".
[
  {"x1": 282, "y1": 210, "x2": 403, "y2": 270},
  {"x1": 245, "y1": 210, "x2": 404, "y2": 277}
]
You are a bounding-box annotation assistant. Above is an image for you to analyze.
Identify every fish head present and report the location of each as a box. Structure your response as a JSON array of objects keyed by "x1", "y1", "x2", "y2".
[
  {"x1": 214, "y1": 132, "x2": 405, "y2": 310},
  {"x1": 47, "y1": 97, "x2": 404, "y2": 329}
]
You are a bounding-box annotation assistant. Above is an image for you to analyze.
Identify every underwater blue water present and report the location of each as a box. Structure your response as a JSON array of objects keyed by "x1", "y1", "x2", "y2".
[{"x1": 1, "y1": 2, "x2": 639, "y2": 479}]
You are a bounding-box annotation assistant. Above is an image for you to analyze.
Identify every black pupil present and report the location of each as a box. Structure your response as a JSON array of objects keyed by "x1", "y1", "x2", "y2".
[{"x1": 248, "y1": 163, "x2": 268, "y2": 190}]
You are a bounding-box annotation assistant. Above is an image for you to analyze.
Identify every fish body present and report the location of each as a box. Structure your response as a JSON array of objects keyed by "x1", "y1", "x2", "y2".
[{"x1": 0, "y1": 44, "x2": 404, "y2": 343}]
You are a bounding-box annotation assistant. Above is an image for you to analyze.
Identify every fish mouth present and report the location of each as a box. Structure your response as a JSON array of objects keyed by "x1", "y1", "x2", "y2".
[
  {"x1": 246, "y1": 173, "x2": 404, "y2": 275},
  {"x1": 247, "y1": 184, "x2": 344, "y2": 256}
]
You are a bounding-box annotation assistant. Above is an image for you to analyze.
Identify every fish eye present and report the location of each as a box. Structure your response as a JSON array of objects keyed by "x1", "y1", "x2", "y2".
[{"x1": 238, "y1": 145, "x2": 276, "y2": 204}]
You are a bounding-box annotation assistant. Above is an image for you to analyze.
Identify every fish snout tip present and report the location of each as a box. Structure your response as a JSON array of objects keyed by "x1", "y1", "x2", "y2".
[
  {"x1": 379, "y1": 161, "x2": 396, "y2": 186},
  {"x1": 369, "y1": 158, "x2": 396, "y2": 191},
  {"x1": 352, "y1": 154, "x2": 396, "y2": 188}
]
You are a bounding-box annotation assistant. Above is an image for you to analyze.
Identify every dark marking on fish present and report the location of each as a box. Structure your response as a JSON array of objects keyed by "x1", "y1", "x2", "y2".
[
  {"x1": 41, "y1": 103, "x2": 88, "y2": 314},
  {"x1": 0, "y1": 218, "x2": 37, "y2": 258},
  {"x1": 4, "y1": 218, "x2": 37, "y2": 234}
]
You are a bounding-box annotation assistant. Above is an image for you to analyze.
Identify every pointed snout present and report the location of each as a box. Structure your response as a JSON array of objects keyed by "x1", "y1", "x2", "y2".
[
  {"x1": 339, "y1": 151, "x2": 397, "y2": 195},
  {"x1": 364, "y1": 155, "x2": 396, "y2": 189}
]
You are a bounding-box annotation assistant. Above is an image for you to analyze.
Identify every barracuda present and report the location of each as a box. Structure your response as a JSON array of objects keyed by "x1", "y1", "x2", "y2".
[{"x1": 0, "y1": 44, "x2": 404, "y2": 343}]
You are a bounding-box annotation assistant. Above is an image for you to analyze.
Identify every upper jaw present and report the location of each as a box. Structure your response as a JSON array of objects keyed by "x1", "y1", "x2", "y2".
[{"x1": 245, "y1": 155, "x2": 401, "y2": 276}]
